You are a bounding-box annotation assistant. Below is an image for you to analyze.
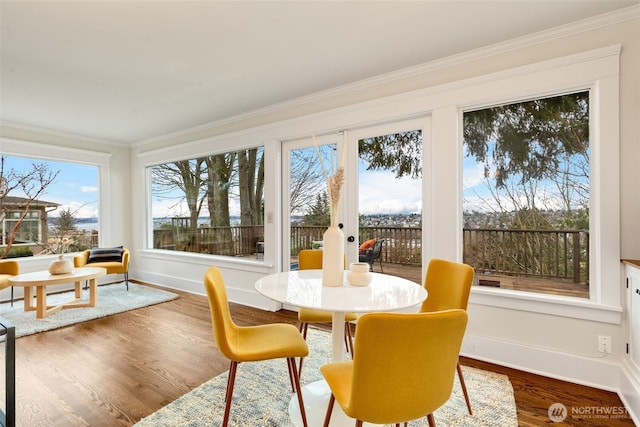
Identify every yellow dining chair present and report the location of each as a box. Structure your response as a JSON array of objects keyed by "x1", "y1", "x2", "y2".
[
  {"x1": 204, "y1": 266, "x2": 309, "y2": 427},
  {"x1": 297, "y1": 249, "x2": 357, "y2": 371},
  {"x1": 0, "y1": 259, "x2": 19, "y2": 306},
  {"x1": 320, "y1": 310, "x2": 468, "y2": 427},
  {"x1": 420, "y1": 258, "x2": 475, "y2": 415}
]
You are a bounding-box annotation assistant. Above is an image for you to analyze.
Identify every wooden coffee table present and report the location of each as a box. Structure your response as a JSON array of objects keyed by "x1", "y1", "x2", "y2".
[{"x1": 9, "y1": 267, "x2": 106, "y2": 318}]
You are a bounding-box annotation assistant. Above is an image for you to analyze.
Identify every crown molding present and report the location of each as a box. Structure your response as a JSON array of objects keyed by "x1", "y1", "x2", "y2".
[
  {"x1": 0, "y1": 120, "x2": 129, "y2": 148},
  {"x1": 134, "y1": 4, "x2": 639, "y2": 148}
]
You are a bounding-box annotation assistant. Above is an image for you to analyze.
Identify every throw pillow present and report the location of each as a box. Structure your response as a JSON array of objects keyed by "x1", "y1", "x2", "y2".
[
  {"x1": 358, "y1": 239, "x2": 376, "y2": 255},
  {"x1": 88, "y1": 246, "x2": 123, "y2": 263}
]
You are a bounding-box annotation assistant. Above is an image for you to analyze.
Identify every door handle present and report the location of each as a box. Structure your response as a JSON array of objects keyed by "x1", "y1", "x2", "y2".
[{"x1": 347, "y1": 236, "x2": 355, "y2": 242}]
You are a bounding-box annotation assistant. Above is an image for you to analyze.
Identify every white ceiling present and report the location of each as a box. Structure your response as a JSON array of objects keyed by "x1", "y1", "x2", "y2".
[{"x1": 0, "y1": 1, "x2": 637, "y2": 144}]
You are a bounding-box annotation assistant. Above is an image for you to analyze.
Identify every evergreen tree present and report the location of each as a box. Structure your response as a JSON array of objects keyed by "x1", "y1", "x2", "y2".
[{"x1": 302, "y1": 192, "x2": 330, "y2": 226}]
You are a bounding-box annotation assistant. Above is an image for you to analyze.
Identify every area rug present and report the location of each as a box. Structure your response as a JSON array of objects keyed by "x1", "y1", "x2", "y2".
[
  {"x1": 135, "y1": 328, "x2": 517, "y2": 427},
  {"x1": 0, "y1": 282, "x2": 178, "y2": 338}
]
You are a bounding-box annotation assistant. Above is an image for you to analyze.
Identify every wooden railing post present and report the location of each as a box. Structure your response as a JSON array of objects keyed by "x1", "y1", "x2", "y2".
[{"x1": 572, "y1": 232, "x2": 581, "y2": 283}]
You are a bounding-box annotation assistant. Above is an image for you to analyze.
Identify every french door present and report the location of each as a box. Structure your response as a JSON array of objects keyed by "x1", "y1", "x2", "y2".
[{"x1": 282, "y1": 116, "x2": 429, "y2": 279}]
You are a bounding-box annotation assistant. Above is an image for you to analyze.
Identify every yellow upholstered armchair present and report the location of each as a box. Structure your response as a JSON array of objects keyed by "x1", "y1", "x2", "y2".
[
  {"x1": 320, "y1": 310, "x2": 468, "y2": 427},
  {"x1": 74, "y1": 247, "x2": 130, "y2": 290},
  {"x1": 0, "y1": 259, "x2": 19, "y2": 306}
]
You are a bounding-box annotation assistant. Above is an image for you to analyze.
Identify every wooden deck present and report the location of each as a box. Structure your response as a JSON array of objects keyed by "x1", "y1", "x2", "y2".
[{"x1": 373, "y1": 262, "x2": 589, "y2": 299}]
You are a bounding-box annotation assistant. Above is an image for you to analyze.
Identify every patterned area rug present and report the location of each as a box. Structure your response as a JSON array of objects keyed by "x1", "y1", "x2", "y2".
[
  {"x1": 0, "y1": 282, "x2": 178, "y2": 338},
  {"x1": 135, "y1": 328, "x2": 517, "y2": 426}
]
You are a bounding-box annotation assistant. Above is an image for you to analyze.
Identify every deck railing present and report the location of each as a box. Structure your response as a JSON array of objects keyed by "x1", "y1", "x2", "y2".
[
  {"x1": 463, "y1": 228, "x2": 589, "y2": 283},
  {"x1": 152, "y1": 224, "x2": 589, "y2": 283}
]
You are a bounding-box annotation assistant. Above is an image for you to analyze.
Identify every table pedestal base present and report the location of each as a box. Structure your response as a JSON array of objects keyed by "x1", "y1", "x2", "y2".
[{"x1": 288, "y1": 380, "x2": 382, "y2": 427}]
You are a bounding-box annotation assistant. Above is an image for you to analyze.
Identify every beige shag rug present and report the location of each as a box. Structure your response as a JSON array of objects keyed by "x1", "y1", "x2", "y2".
[{"x1": 135, "y1": 328, "x2": 517, "y2": 426}]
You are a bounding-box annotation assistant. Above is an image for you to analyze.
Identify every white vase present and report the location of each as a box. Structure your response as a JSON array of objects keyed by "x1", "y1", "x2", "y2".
[
  {"x1": 322, "y1": 226, "x2": 345, "y2": 287},
  {"x1": 48, "y1": 254, "x2": 74, "y2": 275},
  {"x1": 347, "y1": 262, "x2": 372, "y2": 286}
]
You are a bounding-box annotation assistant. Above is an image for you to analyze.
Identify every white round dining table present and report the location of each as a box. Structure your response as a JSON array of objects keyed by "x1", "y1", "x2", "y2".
[
  {"x1": 255, "y1": 269, "x2": 427, "y2": 362},
  {"x1": 255, "y1": 269, "x2": 427, "y2": 427}
]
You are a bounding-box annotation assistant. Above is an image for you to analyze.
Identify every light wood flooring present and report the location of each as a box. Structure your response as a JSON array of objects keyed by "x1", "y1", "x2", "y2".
[{"x1": 3, "y1": 282, "x2": 635, "y2": 426}]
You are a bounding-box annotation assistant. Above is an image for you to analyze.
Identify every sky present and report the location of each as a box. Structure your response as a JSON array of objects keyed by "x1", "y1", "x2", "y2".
[
  {"x1": 4, "y1": 148, "x2": 578, "y2": 223},
  {"x1": 2, "y1": 151, "x2": 479, "y2": 222},
  {"x1": 1, "y1": 155, "x2": 99, "y2": 219}
]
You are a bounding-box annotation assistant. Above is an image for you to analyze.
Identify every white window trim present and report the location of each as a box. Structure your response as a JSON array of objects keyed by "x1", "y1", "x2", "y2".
[
  {"x1": 443, "y1": 46, "x2": 621, "y2": 324},
  {"x1": 0, "y1": 138, "x2": 112, "y2": 248},
  {"x1": 135, "y1": 46, "x2": 621, "y2": 324}
]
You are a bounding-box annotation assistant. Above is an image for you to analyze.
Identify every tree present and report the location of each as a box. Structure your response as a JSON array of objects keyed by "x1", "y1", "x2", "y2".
[
  {"x1": 152, "y1": 159, "x2": 207, "y2": 229},
  {"x1": 205, "y1": 154, "x2": 234, "y2": 228},
  {"x1": 302, "y1": 192, "x2": 330, "y2": 226},
  {"x1": 238, "y1": 148, "x2": 264, "y2": 226},
  {"x1": 44, "y1": 208, "x2": 77, "y2": 254},
  {"x1": 289, "y1": 147, "x2": 328, "y2": 217},
  {"x1": 463, "y1": 92, "x2": 589, "y2": 188},
  {"x1": 359, "y1": 130, "x2": 422, "y2": 179},
  {"x1": 0, "y1": 156, "x2": 60, "y2": 258}
]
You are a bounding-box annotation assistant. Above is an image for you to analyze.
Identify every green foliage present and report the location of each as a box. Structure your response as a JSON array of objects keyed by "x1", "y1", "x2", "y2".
[
  {"x1": 302, "y1": 192, "x2": 330, "y2": 226},
  {"x1": 553, "y1": 209, "x2": 589, "y2": 230},
  {"x1": 463, "y1": 92, "x2": 589, "y2": 188},
  {"x1": 6, "y1": 247, "x2": 33, "y2": 258},
  {"x1": 512, "y1": 208, "x2": 553, "y2": 230},
  {"x1": 57, "y1": 208, "x2": 75, "y2": 233},
  {"x1": 359, "y1": 130, "x2": 422, "y2": 179}
]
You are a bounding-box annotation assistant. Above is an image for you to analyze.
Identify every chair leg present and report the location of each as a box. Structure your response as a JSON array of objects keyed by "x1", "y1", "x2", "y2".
[
  {"x1": 427, "y1": 413, "x2": 436, "y2": 427},
  {"x1": 323, "y1": 394, "x2": 335, "y2": 427},
  {"x1": 287, "y1": 355, "x2": 296, "y2": 392},
  {"x1": 223, "y1": 361, "x2": 238, "y2": 427},
  {"x1": 10, "y1": 286, "x2": 13, "y2": 307},
  {"x1": 345, "y1": 322, "x2": 354, "y2": 356},
  {"x1": 457, "y1": 361, "x2": 472, "y2": 415},
  {"x1": 288, "y1": 357, "x2": 308, "y2": 427},
  {"x1": 124, "y1": 272, "x2": 129, "y2": 290},
  {"x1": 379, "y1": 257, "x2": 384, "y2": 273},
  {"x1": 298, "y1": 322, "x2": 309, "y2": 375}
]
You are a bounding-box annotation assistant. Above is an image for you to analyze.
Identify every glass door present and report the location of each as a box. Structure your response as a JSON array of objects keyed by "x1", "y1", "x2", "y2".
[
  {"x1": 282, "y1": 117, "x2": 428, "y2": 282},
  {"x1": 346, "y1": 117, "x2": 428, "y2": 283},
  {"x1": 282, "y1": 133, "x2": 343, "y2": 271}
]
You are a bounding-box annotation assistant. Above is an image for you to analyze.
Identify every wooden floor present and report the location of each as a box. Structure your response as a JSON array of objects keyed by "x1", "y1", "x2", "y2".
[{"x1": 4, "y1": 282, "x2": 634, "y2": 427}]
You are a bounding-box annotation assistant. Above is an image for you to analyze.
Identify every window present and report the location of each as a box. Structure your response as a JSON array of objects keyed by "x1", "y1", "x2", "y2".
[
  {"x1": 149, "y1": 147, "x2": 265, "y2": 259},
  {"x1": 462, "y1": 92, "x2": 590, "y2": 298},
  {"x1": 3, "y1": 211, "x2": 40, "y2": 244},
  {"x1": 0, "y1": 154, "x2": 100, "y2": 257}
]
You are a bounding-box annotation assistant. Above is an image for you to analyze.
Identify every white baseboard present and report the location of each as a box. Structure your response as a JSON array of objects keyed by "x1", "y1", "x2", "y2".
[
  {"x1": 462, "y1": 333, "x2": 620, "y2": 391},
  {"x1": 620, "y1": 360, "x2": 640, "y2": 424},
  {"x1": 463, "y1": 333, "x2": 640, "y2": 422},
  {"x1": 134, "y1": 270, "x2": 280, "y2": 312}
]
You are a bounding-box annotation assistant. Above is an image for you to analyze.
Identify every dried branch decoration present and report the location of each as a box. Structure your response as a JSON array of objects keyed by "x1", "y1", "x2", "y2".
[{"x1": 313, "y1": 133, "x2": 346, "y2": 228}]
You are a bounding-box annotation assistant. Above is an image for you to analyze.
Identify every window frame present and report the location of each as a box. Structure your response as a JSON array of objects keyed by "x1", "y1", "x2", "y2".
[
  {"x1": 0, "y1": 138, "x2": 111, "y2": 255},
  {"x1": 3, "y1": 210, "x2": 41, "y2": 244},
  {"x1": 144, "y1": 143, "x2": 267, "y2": 261},
  {"x1": 450, "y1": 47, "x2": 621, "y2": 324}
]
